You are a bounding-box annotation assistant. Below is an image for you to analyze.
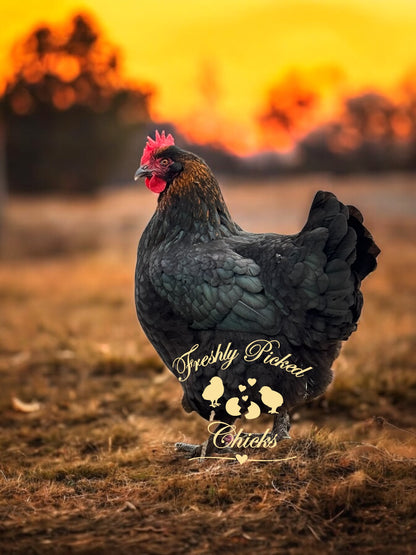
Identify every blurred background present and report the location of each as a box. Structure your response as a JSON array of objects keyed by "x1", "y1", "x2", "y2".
[
  {"x1": 0, "y1": 2, "x2": 415, "y2": 552},
  {"x1": 1, "y1": 0, "x2": 416, "y2": 200},
  {"x1": 0, "y1": 0, "x2": 415, "y2": 253}
]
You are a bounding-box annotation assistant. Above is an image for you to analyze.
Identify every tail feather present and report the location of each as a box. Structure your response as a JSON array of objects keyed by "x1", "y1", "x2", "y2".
[
  {"x1": 347, "y1": 204, "x2": 380, "y2": 280},
  {"x1": 301, "y1": 190, "x2": 379, "y2": 340},
  {"x1": 303, "y1": 191, "x2": 380, "y2": 283}
]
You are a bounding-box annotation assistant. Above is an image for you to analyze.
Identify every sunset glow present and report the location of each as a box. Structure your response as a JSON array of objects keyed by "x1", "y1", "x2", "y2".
[{"x1": 1, "y1": 0, "x2": 416, "y2": 154}]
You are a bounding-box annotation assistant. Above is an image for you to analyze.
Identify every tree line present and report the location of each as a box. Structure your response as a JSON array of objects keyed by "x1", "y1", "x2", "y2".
[
  {"x1": 0, "y1": 13, "x2": 151, "y2": 194},
  {"x1": 1, "y1": 13, "x2": 416, "y2": 198}
]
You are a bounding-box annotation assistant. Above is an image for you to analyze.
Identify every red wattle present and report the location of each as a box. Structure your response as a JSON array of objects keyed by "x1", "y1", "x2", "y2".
[{"x1": 145, "y1": 175, "x2": 167, "y2": 194}]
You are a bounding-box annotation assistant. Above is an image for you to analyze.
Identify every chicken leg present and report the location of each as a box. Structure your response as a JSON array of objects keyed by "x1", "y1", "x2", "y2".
[
  {"x1": 239, "y1": 410, "x2": 291, "y2": 444},
  {"x1": 175, "y1": 415, "x2": 236, "y2": 458}
]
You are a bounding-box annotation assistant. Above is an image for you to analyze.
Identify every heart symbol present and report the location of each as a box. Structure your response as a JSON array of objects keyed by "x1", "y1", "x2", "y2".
[
  {"x1": 242, "y1": 395, "x2": 248, "y2": 401},
  {"x1": 235, "y1": 454, "x2": 248, "y2": 465},
  {"x1": 238, "y1": 385, "x2": 246, "y2": 392},
  {"x1": 247, "y1": 378, "x2": 257, "y2": 386}
]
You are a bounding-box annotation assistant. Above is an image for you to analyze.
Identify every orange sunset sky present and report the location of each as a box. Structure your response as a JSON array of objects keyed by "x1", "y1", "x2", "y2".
[{"x1": 1, "y1": 0, "x2": 416, "y2": 153}]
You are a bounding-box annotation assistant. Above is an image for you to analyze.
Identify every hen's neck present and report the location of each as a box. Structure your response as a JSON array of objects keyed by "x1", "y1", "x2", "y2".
[{"x1": 148, "y1": 165, "x2": 240, "y2": 245}]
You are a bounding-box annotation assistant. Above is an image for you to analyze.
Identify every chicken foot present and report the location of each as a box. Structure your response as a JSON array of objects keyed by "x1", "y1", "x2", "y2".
[{"x1": 175, "y1": 417, "x2": 235, "y2": 458}]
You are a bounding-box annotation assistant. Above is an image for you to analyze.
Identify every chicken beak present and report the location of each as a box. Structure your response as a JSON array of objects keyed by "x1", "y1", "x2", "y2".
[{"x1": 134, "y1": 165, "x2": 152, "y2": 181}]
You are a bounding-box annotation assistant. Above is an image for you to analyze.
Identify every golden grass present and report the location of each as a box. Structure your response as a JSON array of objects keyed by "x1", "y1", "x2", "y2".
[{"x1": 0, "y1": 175, "x2": 415, "y2": 553}]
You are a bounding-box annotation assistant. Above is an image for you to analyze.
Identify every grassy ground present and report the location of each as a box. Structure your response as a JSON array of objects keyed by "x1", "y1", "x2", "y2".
[{"x1": 0, "y1": 175, "x2": 415, "y2": 554}]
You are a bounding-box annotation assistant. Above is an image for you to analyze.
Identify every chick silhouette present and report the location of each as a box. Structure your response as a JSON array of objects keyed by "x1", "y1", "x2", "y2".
[
  {"x1": 202, "y1": 377, "x2": 224, "y2": 408},
  {"x1": 259, "y1": 386, "x2": 284, "y2": 414}
]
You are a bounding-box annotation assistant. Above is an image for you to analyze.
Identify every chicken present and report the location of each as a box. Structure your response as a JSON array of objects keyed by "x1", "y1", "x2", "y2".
[
  {"x1": 134, "y1": 131, "x2": 380, "y2": 456},
  {"x1": 202, "y1": 377, "x2": 224, "y2": 408},
  {"x1": 259, "y1": 386, "x2": 284, "y2": 414}
]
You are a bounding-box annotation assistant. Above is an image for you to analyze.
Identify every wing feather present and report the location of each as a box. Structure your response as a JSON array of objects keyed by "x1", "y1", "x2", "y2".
[{"x1": 149, "y1": 243, "x2": 278, "y2": 333}]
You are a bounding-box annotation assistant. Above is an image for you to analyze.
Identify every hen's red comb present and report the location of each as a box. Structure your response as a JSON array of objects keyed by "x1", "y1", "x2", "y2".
[{"x1": 140, "y1": 130, "x2": 175, "y2": 165}]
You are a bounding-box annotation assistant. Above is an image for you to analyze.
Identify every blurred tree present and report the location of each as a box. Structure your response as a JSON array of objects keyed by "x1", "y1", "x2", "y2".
[
  {"x1": 400, "y1": 71, "x2": 416, "y2": 166},
  {"x1": 179, "y1": 59, "x2": 226, "y2": 149},
  {"x1": 0, "y1": 120, "x2": 6, "y2": 240},
  {"x1": 298, "y1": 86, "x2": 416, "y2": 174},
  {"x1": 0, "y1": 13, "x2": 152, "y2": 194},
  {"x1": 259, "y1": 72, "x2": 319, "y2": 150},
  {"x1": 198, "y1": 59, "x2": 221, "y2": 110}
]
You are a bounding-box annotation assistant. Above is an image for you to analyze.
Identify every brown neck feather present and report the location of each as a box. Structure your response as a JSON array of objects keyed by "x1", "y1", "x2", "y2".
[{"x1": 153, "y1": 159, "x2": 239, "y2": 241}]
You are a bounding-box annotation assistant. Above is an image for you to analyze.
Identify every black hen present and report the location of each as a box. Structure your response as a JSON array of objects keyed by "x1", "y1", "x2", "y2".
[{"x1": 134, "y1": 131, "x2": 380, "y2": 455}]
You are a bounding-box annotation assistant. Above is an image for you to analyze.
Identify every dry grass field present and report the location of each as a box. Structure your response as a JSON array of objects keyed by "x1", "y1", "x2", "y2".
[{"x1": 0, "y1": 174, "x2": 415, "y2": 554}]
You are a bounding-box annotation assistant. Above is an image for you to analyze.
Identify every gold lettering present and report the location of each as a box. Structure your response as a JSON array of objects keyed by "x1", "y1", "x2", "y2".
[
  {"x1": 275, "y1": 354, "x2": 291, "y2": 368},
  {"x1": 229, "y1": 428, "x2": 246, "y2": 449},
  {"x1": 207, "y1": 421, "x2": 237, "y2": 449},
  {"x1": 249, "y1": 436, "x2": 259, "y2": 448},
  {"x1": 172, "y1": 339, "x2": 313, "y2": 382},
  {"x1": 293, "y1": 366, "x2": 313, "y2": 377},
  {"x1": 285, "y1": 363, "x2": 297, "y2": 372},
  {"x1": 243, "y1": 339, "x2": 313, "y2": 376},
  {"x1": 267, "y1": 435, "x2": 278, "y2": 448},
  {"x1": 173, "y1": 344, "x2": 200, "y2": 382},
  {"x1": 220, "y1": 343, "x2": 239, "y2": 370},
  {"x1": 244, "y1": 339, "x2": 280, "y2": 363},
  {"x1": 207, "y1": 423, "x2": 280, "y2": 450}
]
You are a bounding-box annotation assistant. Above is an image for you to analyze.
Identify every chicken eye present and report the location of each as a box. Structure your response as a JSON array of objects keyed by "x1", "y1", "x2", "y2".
[{"x1": 160, "y1": 158, "x2": 170, "y2": 166}]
